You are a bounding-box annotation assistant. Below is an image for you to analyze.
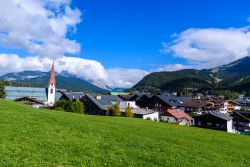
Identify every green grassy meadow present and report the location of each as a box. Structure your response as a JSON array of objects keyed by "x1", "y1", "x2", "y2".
[{"x1": 0, "y1": 99, "x2": 250, "y2": 167}]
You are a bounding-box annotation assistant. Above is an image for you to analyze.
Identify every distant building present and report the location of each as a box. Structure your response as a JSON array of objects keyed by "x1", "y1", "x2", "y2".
[
  {"x1": 212, "y1": 99, "x2": 241, "y2": 114},
  {"x1": 178, "y1": 99, "x2": 215, "y2": 113},
  {"x1": 160, "y1": 109, "x2": 193, "y2": 125},
  {"x1": 193, "y1": 112, "x2": 234, "y2": 133},
  {"x1": 130, "y1": 93, "x2": 153, "y2": 108},
  {"x1": 193, "y1": 93, "x2": 204, "y2": 100},
  {"x1": 152, "y1": 93, "x2": 192, "y2": 111}
]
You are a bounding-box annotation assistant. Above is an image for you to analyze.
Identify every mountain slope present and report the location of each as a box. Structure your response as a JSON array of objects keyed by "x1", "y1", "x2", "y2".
[
  {"x1": 1, "y1": 99, "x2": 249, "y2": 166},
  {"x1": 0, "y1": 71, "x2": 109, "y2": 93},
  {"x1": 131, "y1": 56, "x2": 250, "y2": 93}
]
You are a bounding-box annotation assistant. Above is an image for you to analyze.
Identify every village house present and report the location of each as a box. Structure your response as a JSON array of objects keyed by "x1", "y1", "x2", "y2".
[
  {"x1": 178, "y1": 99, "x2": 215, "y2": 113},
  {"x1": 129, "y1": 93, "x2": 153, "y2": 108},
  {"x1": 231, "y1": 110, "x2": 250, "y2": 133},
  {"x1": 119, "y1": 101, "x2": 159, "y2": 121},
  {"x1": 235, "y1": 95, "x2": 250, "y2": 108},
  {"x1": 152, "y1": 93, "x2": 192, "y2": 111},
  {"x1": 212, "y1": 99, "x2": 241, "y2": 114},
  {"x1": 193, "y1": 112, "x2": 234, "y2": 133},
  {"x1": 81, "y1": 94, "x2": 122, "y2": 115},
  {"x1": 160, "y1": 109, "x2": 193, "y2": 125}
]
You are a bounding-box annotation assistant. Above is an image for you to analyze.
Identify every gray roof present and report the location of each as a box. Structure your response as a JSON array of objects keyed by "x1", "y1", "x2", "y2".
[
  {"x1": 210, "y1": 112, "x2": 233, "y2": 121},
  {"x1": 156, "y1": 94, "x2": 192, "y2": 107},
  {"x1": 62, "y1": 92, "x2": 85, "y2": 101},
  {"x1": 86, "y1": 94, "x2": 123, "y2": 110},
  {"x1": 132, "y1": 108, "x2": 157, "y2": 115}
]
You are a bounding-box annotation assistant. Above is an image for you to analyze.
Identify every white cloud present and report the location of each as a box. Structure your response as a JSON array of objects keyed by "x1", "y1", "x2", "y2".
[
  {"x1": 162, "y1": 27, "x2": 250, "y2": 69},
  {"x1": 0, "y1": 54, "x2": 149, "y2": 88},
  {"x1": 0, "y1": 0, "x2": 149, "y2": 89},
  {"x1": 0, "y1": 0, "x2": 81, "y2": 58},
  {"x1": 156, "y1": 64, "x2": 193, "y2": 72},
  {"x1": 106, "y1": 68, "x2": 149, "y2": 88}
]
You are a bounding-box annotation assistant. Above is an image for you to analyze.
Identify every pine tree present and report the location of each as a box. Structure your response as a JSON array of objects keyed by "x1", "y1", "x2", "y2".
[{"x1": 0, "y1": 82, "x2": 6, "y2": 99}]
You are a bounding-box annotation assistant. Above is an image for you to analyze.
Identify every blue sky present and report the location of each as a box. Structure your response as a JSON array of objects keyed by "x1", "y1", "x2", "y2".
[
  {"x1": 70, "y1": 0, "x2": 250, "y2": 70},
  {"x1": 1, "y1": 0, "x2": 250, "y2": 88}
]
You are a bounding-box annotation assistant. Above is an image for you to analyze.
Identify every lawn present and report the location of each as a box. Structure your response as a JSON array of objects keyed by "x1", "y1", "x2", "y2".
[{"x1": 0, "y1": 99, "x2": 250, "y2": 167}]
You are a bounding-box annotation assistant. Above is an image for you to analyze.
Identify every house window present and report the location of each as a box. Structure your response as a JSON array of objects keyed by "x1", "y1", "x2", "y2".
[
  {"x1": 207, "y1": 122, "x2": 212, "y2": 126},
  {"x1": 50, "y1": 89, "x2": 53, "y2": 94}
]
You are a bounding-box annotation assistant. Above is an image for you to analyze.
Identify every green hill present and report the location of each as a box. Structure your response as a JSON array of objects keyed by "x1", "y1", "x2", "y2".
[
  {"x1": 131, "y1": 56, "x2": 250, "y2": 93},
  {"x1": 0, "y1": 99, "x2": 250, "y2": 166}
]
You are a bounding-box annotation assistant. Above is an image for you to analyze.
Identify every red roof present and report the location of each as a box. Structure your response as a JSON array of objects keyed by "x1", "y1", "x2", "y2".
[
  {"x1": 48, "y1": 62, "x2": 56, "y2": 86},
  {"x1": 165, "y1": 109, "x2": 192, "y2": 121}
]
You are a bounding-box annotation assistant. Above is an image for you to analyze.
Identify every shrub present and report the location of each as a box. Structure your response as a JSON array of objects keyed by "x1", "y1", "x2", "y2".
[
  {"x1": 109, "y1": 103, "x2": 121, "y2": 116},
  {"x1": 124, "y1": 106, "x2": 133, "y2": 117},
  {"x1": 53, "y1": 100, "x2": 84, "y2": 114}
]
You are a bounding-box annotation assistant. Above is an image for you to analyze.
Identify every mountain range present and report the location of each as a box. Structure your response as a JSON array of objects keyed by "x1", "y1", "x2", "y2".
[
  {"x1": 2, "y1": 56, "x2": 250, "y2": 94},
  {"x1": 0, "y1": 71, "x2": 109, "y2": 93},
  {"x1": 130, "y1": 56, "x2": 250, "y2": 93}
]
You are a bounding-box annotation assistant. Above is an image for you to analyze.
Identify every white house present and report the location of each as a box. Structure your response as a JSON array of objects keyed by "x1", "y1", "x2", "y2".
[
  {"x1": 119, "y1": 101, "x2": 159, "y2": 121},
  {"x1": 161, "y1": 109, "x2": 193, "y2": 126}
]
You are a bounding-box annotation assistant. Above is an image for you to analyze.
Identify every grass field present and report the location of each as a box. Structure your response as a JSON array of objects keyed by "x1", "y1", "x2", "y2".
[{"x1": 0, "y1": 99, "x2": 250, "y2": 167}]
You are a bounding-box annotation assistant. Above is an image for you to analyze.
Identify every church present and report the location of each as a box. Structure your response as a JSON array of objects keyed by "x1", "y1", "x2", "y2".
[{"x1": 4, "y1": 62, "x2": 62, "y2": 107}]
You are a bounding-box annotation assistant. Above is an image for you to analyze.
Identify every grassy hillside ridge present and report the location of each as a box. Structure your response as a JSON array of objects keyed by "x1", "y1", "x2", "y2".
[
  {"x1": 0, "y1": 100, "x2": 250, "y2": 166},
  {"x1": 131, "y1": 56, "x2": 250, "y2": 93}
]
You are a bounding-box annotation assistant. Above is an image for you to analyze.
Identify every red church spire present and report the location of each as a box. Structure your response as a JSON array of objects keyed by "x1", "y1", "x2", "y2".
[{"x1": 49, "y1": 61, "x2": 56, "y2": 86}]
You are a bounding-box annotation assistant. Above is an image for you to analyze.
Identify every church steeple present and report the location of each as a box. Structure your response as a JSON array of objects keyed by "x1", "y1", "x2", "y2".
[
  {"x1": 48, "y1": 61, "x2": 56, "y2": 86},
  {"x1": 47, "y1": 61, "x2": 56, "y2": 106}
]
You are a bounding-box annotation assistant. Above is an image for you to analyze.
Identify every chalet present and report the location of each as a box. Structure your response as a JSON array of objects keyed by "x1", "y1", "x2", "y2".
[
  {"x1": 178, "y1": 99, "x2": 214, "y2": 113},
  {"x1": 212, "y1": 99, "x2": 241, "y2": 114},
  {"x1": 193, "y1": 112, "x2": 234, "y2": 132},
  {"x1": 160, "y1": 109, "x2": 193, "y2": 125},
  {"x1": 82, "y1": 94, "x2": 122, "y2": 115},
  {"x1": 15, "y1": 96, "x2": 44, "y2": 105},
  {"x1": 152, "y1": 93, "x2": 192, "y2": 111},
  {"x1": 231, "y1": 110, "x2": 250, "y2": 133},
  {"x1": 130, "y1": 93, "x2": 153, "y2": 108}
]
